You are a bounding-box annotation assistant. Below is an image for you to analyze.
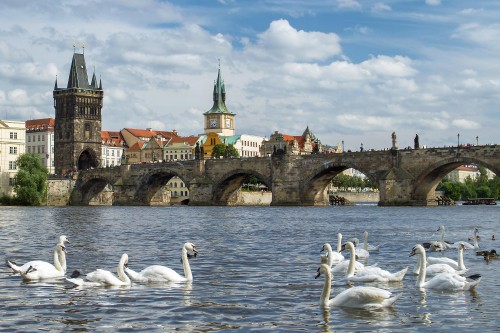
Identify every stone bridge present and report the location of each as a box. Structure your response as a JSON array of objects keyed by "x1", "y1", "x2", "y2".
[{"x1": 70, "y1": 145, "x2": 500, "y2": 206}]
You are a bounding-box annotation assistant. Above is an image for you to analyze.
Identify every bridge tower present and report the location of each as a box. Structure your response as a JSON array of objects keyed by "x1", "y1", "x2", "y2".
[
  {"x1": 53, "y1": 47, "x2": 103, "y2": 176},
  {"x1": 203, "y1": 62, "x2": 236, "y2": 137}
]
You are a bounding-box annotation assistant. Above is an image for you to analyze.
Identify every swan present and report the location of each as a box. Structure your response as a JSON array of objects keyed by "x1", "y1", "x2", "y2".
[
  {"x1": 409, "y1": 244, "x2": 481, "y2": 291},
  {"x1": 315, "y1": 258, "x2": 402, "y2": 309},
  {"x1": 343, "y1": 241, "x2": 408, "y2": 283},
  {"x1": 125, "y1": 242, "x2": 198, "y2": 283},
  {"x1": 413, "y1": 256, "x2": 467, "y2": 276},
  {"x1": 458, "y1": 228, "x2": 480, "y2": 250},
  {"x1": 426, "y1": 242, "x2": 467, "y2": 270},
  {"x1": 6, "y1": 244, "x2": 68, "y2": 281},
  {"x1": 320, "y1": 235, "x2": 344, "y2": 265},
  {"x1": 66, "y1": 253, "x2": 131, "y2": 287},
  {"x1": 351, "y1": 238, "x2": 370, "y2": 259},
  {"x1": 363, "y1": 231, "x2": 380, "y2": 252}
]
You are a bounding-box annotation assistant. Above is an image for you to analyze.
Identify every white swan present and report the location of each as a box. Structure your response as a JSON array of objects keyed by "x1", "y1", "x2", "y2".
[
  {"x1": 409, "y1": 244, "x2": 481, "y2": 291},
  {"x1": 66, "y1": 253, "x2": 131, "y2": 287},
  {"x1": 363, "y1": 231, "x2": 380, "y2": 252},
  {"x1": 456, "y1": 228, "x2": 480, "y2": 250},
  {"x1": 321, "y1": 235, "x2": 344, "y2": 265},
  {"x1": 343, "y1": 241, "x2": 408, "y2": 282},
  {"x1": 426, "y1": 242, "x2": 467, "y2": 270},
  {"x1": 125, "y1": 242, "x2": 198, "y2": 283},
  {"x1": 315, "y1": 258, "x2": 402, "y2": 309},
  {"x1": 351, "y1": 238, "x2": 370, "y2": 258},
  {"x1": 6, "y1": 243, "x2": 68, "y2": 281}
]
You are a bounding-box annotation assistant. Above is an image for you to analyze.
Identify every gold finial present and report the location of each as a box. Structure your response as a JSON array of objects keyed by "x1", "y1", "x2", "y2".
[
  {"x1": 82, "y1": 42, "x2": 85, "y2": 53},
  {"x1": 73, "y1": 41, "x2": 76, "y2": 53}
]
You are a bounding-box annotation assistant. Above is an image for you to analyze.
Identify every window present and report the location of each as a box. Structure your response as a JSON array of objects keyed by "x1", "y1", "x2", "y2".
[
  {"x1": 38, "y1": 135, "x2": 41, "y2": 141},
  {"x1": 42, "y1": 136, "x2": 45, "y2": 141},
  {"x1": 9, "y1": 147, "x2": 17, "y2": 154},
  {"x1": 9, "y1": 178, "x2": 16, "y2": 186},
  {"x1": 9, "y1": 161, "x2": 16, "y2": 170},
  {"x1": 27, "y1": 146, "x2": 31, "y2": 153},
  {"x1": 85, "y1": 123, "x2": 91, "y2": 139},
  {"x1": 28, "y1": 135, "x2": 31, "y2": 142},
  {"x1": 10, "y1": 132, "x2": 17, "y2": 139}
]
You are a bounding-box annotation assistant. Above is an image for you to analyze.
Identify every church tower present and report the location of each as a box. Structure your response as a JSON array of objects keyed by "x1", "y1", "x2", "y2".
[
  {"x1": 53, "y1": 48, "x2": 103, "y2": 176},
  {"x1": 203, "y1": 63, "x2": 236, "y2": 136}
]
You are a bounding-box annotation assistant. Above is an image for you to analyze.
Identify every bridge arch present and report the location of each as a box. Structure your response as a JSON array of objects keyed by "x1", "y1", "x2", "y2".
[
  {"x1": 412, "y1": 156, "x2": 500, "y2": 203},
  {"x1": 135, "y1": 170, "x2": 189, "y2": 206},
  {"x1": 212, "y1": 169, "x2": 272, "y2": 205},
  {"x1": 300, "y1": 161, "x2": 378, "y2": 205},
  {"x1": 77, "y1": 147, "x2": 99, "y2": 171},
  {"x1": 79, "y1": 176, "x2": 115, "y2": 205}
]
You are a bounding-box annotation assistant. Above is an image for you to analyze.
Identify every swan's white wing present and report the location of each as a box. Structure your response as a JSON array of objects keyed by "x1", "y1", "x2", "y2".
[
  {"x1": 427, "y1": 257, "x2": 458, "y2": 269},
  {"x1": 426, "y1": 264, "x2": 463, "y2": 276},
  {"x1": 330, "y1": 286, "x2": 398, "y2": 309},
  {"x1": 355, "y1": 249, "x2": 370, "y2": 258},
  {"x1": 423, "y1": 272, "x2": 467, "y2": 290},
  {"x1": 329, "y1": 252, "x2": 344, "y2": 263},
  {"x1": 350, "y1": 266, "x2": 408, "y2": 282},
  {"x1": 17, "y1": 261, "x2": 63, "y2": 280},
  {"x1": 85, "y1": 269, "x2": 126, "y2": 286},
  {"x1": 331, "y1": 260, "x2": 364, "y2": 274},
  {"x1": 138, "y1": 265, "x2": 185, "y2": 282}
]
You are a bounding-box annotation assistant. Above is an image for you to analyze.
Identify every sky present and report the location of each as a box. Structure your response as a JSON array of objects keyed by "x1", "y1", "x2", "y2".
[{"x1": 1, "y1": 0, "x2": 499, "y2": 151}]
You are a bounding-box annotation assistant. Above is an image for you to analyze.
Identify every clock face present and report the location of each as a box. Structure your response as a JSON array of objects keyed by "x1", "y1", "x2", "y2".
[
  {"x1": 225, "y1": 119, "x2": 231, "y2": 128},
  {"x1": 210, "y1": 119, "x2": 217, "y2": 128}
]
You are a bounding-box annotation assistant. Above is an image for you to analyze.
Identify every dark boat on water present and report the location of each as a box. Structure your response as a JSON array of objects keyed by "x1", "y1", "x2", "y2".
[{"x1": 462, "y1": 198, "x2": 498, "y2": 205}]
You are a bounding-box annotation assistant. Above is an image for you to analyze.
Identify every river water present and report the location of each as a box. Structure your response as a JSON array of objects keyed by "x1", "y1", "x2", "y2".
[{"x1": 0, "y1": 205, "x2": 499, "y2": 332}]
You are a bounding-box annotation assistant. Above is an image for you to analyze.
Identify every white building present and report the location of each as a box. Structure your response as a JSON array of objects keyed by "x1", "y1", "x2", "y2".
[
  {"x1": 101, "y1": 131, "x2": 126, "y2": 167},
  {"x1": 0, "y1": 120, "x2": 26, "y2": 196},
  {"x1": 167, "y1": 176, "x2": 190, "y2": 204},
  {"x1": 25, "y1": 118, "x2": 55, "y2": 174},
  {"x1": 219, "y1": 134, "x2": 265, "y2": 157}
]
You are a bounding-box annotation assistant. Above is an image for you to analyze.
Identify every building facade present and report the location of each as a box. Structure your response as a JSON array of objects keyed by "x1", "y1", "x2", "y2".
[
  {"x1": 0, "y1": 120, "x2": 26, "y2": 196},
  {"x1": 101, "y1": 131, "x2": 126, "y2": 167},
  {"x1": 53, "y1": 51, "x2": 103, "y2": 176},
  {"x1": 203, "y1": 64, "x2": 236, "y2": 137},
  {"x1": 25, "y1": 118, "x2": 55, "y2": 174},
  {"x1": 261, "y1": 126, "x2": 323, "y2": 156}
]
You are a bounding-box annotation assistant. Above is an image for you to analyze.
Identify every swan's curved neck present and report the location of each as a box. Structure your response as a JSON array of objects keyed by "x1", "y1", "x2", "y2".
[
  {"x1": 346, "y1": 243, "x2": 356, "y2": 278},
  {"x1": 325, "y1": 244, "x2": 334, "y2": 268},
  {"x1": 457, "y1": 247, "x2": 465, "y2": 270},
  {"x1": 53, "y1": 246, "x2": 64, "y2": 273},
  {"x1": 336, "y1": 234, "x2": 342, "y2": 253},
  {"x1": 417, "y1": 248, "x2": 426, "y2": 287},
  {"x1": 363, "y1": 233, "x2": 368, "y2": 251},
  {"x1": 320, "y1": 265, "x2": 332, "y2": 308},
  {"x1": 182, "y1": 247, "x2": 193, "y2": 281},
  {"x1": 117, "y1": 257, "x2": 131, "y2": 284},
  {"x1": 440, "y1": 227, "x2": 445, "y2": 242}
]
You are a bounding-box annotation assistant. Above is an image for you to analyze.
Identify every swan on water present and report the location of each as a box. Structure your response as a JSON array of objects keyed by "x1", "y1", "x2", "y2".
[
  {"x1": 363, "y1": 231, "x2": 380, "y2": 252},
  {"x1": 315, "y1": 257, "x2": 402, "y2": 310},
  {"x1": 66, "y1": 253, "x2": 131, "y2": 287},
  {"x1": 426, "y1": 242, "x2": 467, "y2": 270},
  {"x1": 409, "y1": 244, "x2": 481, "y2": 291},
  {"x1": 320, "y1": 234, "x2": 344, "y2": 265},
  {"x1": 125, "y1": 242, "x2": 198, "y2": 283},
  {"x1": 350, "y1": 238, "x2": 370, "y2": 259},
  {"x1": 6, "y1": 244, "x2": 68, "y2": 281},
  {"x1": 457, "y1": 228, "x2": 480, "y2": 250},
  {"x1": 342, "y1": 241, "x2": 408, "y2": 283}
]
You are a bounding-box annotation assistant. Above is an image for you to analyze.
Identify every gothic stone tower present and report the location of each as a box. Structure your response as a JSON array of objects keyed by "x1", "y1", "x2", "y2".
[
  {"x1": 203, "y1": 64, "x2": 236, "y2": 136},
  {"x1": 53, "y1": 51, "x2": 103, "y2": 176}
]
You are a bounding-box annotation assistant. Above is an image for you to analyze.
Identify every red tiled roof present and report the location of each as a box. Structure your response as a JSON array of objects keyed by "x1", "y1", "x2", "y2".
[
  {"x1": 102, "y1": 130, "x2": 126, "y2": 147},
  {"x1": 123, "y1": 128, "x2": 179, "y2": 140},
  {"x1": 26, "y1": 118, "x2": 55, "y2": 130},
  {"x1": 127, "y1": 141, "x2": 145, "y2": 151},
  {"x1": 169, "y1": 136, "x2": 200, "y2": 145}
]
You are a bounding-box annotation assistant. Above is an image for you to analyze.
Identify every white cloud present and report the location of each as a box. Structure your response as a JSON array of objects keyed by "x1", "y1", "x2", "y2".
[
  {"x1": 337, "y1": 0, "x2": 362, "y2": 10},
  {"x1": 425, "y1": 0, "x2": 441, "y2": 6},
  {"x1": 452, "y1": 119, "x2": 480, "y2": 129},
  {"x1": 372, "y1": 2, "x2": 391, "y2": 13}
]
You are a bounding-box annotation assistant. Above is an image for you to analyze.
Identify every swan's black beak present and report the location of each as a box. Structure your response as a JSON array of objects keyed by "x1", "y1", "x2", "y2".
[
  {"x1": 61, "y1": 246, "x2": 68, "y2": 254},
  {"x1": 315, "y1": 268, "x2": 321, "y2": 279},
  {"x1": 409, "y1": 248, "x2": 416, "y2": 257},
  {"x1": 320, "y1": 245, "x2": 325, "y2": 253},
  {"x1": 340, "y1": 243, "x2": 346, "y2": 252}
]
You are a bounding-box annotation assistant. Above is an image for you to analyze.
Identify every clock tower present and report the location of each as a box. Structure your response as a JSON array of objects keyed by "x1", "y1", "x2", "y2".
[{"x1": 203, "y1": 63, "x2": 235, "y2": 136}]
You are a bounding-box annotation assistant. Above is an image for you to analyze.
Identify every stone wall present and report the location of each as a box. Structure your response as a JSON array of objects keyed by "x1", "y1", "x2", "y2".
[
  {"x1": 46, "y1": 179, "x2": 75, "y2": 206},
  {"x1": 334, "y1": 192, "x2": 380, "y2": 203},
  {"x1": 233, "y1": 191, "x2": 272, "y2": 206}
]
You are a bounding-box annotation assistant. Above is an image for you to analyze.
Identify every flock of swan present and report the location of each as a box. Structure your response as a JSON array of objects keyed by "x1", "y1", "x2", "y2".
[
  {"x1": 5, "y1": 225, "x2": 496, "y2": 312},
  {"x1": 6, "y1": 237, "x2": 198, "y2": 287}
]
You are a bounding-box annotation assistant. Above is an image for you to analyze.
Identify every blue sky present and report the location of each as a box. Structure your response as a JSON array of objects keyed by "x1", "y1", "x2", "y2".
[{"x1": 1, "y1": 0, "x2": 499, "y2": 150}]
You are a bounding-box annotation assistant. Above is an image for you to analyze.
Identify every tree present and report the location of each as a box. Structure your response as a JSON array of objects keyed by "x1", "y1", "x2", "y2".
[
  {"x1": 211, "y1": 143, "x2": 239, "y2": 158},
  {"x1": 14, "y1": 153, "x2": 48, "y2": 206}
]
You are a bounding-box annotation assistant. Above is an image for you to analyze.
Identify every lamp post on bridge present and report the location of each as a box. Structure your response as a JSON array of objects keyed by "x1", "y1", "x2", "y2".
[
  {"x1": 476, "y1": 136, "x2": 479, "y2": 146},
  {"x1": 457, "y1": 133, "x2": 460, "y2": 147}
]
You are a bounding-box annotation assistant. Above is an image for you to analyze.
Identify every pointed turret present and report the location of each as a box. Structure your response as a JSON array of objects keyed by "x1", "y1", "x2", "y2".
[
  {"x1": 91, "y1": 71, "x2": 98, "y2": 89},
  {"x1": 54, "y1": 76, "x2": 58, "y2": 90},
  {"x1": 204, "y1": 63, "x2": 234, "y2": 115},
  {"x1": 67, "y1": 53, "x2": 90, "y2": 89}
]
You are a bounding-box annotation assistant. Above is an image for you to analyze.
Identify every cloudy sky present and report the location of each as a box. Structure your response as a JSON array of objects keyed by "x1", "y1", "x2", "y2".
[{"x1": 1, "y1": 0, "x2": 499, "y2": 150}]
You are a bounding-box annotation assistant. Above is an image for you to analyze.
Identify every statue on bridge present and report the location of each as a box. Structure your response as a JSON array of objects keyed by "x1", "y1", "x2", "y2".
[
  {"x1": 414, "y1": 134, "x2": 420, "y2": 149},
  {"x1": 391, "y1": 132, "x2": 398, "y2": 150}
]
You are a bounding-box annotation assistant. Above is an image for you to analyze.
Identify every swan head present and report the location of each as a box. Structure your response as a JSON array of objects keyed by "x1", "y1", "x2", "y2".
[
  {"x1": 409, "y1": 244, "x2": 424, "y2": 257},
  {"x1": 437, "y1": 225, "x2": 445, "y2": 232},
  {"x1": 184, "y1": 242, "x2": 198, "y2": 255},
  {"x1": 315, "y1": 263, "x2": 330, "y2": 279},
  {"x1": 59, "y1": 235, "x2": 70, "y2": 244},
  {"x1": 364, "y1": 231, "x2": 368, "y2": 237},
  {"x1": 320, "y1": 243, "x2": 332, "y2": 253},
  {"x1": 57, "y1": 244, "x2": 68, "y2": 254},
  {"x1": 339, "y1": 241, "x2": 355, "y2": 253},
  {"x1": 120, "y1": 253, "x2": 129, "y2": 266},
  {"x1": 351, "y1": 238, "x2": 359, "y2": 246}
]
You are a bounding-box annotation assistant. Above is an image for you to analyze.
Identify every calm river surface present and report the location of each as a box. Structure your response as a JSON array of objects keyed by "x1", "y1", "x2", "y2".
[{"x1": 1, "y1": 205, "x2": 499, "y2": 332}]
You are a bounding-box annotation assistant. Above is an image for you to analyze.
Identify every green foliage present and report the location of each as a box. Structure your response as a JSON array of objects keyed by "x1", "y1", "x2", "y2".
[
  {"x1": 14, "y1": 153, "x2": 48, "y2": 206},
  {"x1": 211, "y1": 143, "x2": 239, "y2": 158},
  {"x1": 331, "y1": 173, "x2": 376, "y2": 191},
  {"x1": 437, "y1": 167, "x2": 500, "y2": 200}
]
